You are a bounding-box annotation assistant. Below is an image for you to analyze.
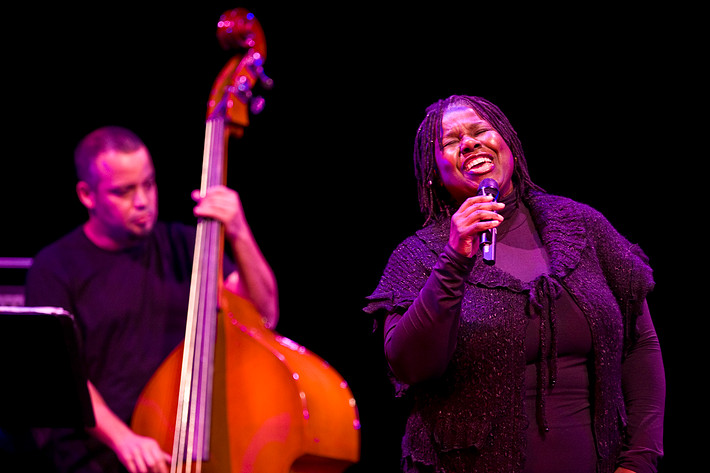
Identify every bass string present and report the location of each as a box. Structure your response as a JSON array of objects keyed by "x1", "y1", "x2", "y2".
[{"x1": 172, "y1": 116, "x2": 226, "y2": 472}]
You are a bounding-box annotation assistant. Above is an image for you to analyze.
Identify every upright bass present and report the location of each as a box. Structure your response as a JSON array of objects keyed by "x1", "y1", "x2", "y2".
[{"x1": 131, "y1": 9, "x2": 361, "y2": 472}]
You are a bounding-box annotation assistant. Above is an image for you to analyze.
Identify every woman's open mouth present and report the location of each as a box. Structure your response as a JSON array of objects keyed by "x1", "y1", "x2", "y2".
[{"x1": 462, "y1": 154, "x2": 494, "y2": 175}]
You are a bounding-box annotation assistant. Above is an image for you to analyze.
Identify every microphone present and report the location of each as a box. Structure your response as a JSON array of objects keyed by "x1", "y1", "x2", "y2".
[{"x1": 476, "y1": 178, "x2": 500, "y2": 265}]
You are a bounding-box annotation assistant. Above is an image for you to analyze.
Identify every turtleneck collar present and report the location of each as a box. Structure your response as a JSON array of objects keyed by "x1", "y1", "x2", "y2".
[{"x1": 499, "y1": 187, "x2": 520, "y2": 221}]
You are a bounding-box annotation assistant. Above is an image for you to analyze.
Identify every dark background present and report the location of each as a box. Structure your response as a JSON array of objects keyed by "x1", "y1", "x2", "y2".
[{"x1": 3, "y1": 3, "x2": 699, "y2": 471}]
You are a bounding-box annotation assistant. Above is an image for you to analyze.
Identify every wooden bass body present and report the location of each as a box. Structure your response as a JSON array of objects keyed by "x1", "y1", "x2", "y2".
[{"x1": 132, "y1": 291, "x2": 360, "y2": 472}]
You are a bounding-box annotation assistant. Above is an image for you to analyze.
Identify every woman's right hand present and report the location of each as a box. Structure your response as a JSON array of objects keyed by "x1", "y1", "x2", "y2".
[{"x1": 449, "y1": 195, "x2": 505, "y2": 258}]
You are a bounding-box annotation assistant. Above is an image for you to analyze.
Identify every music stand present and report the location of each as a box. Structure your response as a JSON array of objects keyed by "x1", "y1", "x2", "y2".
[{"x1": 0, "y1": 307, "x2": 95, "y2": 428}]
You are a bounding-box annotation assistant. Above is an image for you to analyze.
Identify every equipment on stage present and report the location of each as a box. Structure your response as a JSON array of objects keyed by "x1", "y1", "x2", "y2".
[{"x1": 0, "y1": 306, "x2": 94, "y2": 428}]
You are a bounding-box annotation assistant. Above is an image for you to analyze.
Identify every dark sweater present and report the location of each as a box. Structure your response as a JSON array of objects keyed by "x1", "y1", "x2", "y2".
[{"x1": 365, "y1": 191, "x2": 664, "y2": 473}]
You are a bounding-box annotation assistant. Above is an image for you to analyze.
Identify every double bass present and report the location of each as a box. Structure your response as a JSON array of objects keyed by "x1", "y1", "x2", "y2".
[{"x1": 131, "y1": 8, "x2": 361, "y2": 472}]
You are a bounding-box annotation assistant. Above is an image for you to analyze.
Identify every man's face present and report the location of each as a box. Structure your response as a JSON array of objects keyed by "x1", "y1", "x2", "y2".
[{"x1": 82, "y1": 146, "x2": 158, "y2": 246}]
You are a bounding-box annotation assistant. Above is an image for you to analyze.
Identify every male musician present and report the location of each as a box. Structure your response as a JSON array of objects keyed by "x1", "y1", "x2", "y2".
[{"x1": 25, "y1": 126, "x2": 279, "y2": 473}]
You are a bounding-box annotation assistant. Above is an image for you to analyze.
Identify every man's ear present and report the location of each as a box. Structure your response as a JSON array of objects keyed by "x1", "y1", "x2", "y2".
[{"x1": 76, "y1": 181, "x2": 95, "y2": 210}]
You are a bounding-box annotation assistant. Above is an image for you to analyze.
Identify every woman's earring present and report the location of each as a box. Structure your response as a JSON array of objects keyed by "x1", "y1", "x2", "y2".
[{"x1": 428, "y1": 169, "x2": 439, "y2": 187}]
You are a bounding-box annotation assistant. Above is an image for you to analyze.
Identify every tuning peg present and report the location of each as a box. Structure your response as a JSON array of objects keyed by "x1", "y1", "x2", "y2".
[
  {"x1": 235, "y1": 75, "x2": 252, "y2": 95},
  {"x1": 259, "y1": 73, "x2": 273, "y2": 90},
  {"x1": 247, "y1": 52, "x2": 273, "y2": 90},
  {"x1": 250, "y1": 96, "x2": 266, "y2": 115}
]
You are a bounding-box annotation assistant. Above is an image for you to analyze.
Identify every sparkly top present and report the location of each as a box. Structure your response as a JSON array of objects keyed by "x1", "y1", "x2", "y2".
[{"x1": 365, "y1": 191, "x2": 659, "y2": 473}]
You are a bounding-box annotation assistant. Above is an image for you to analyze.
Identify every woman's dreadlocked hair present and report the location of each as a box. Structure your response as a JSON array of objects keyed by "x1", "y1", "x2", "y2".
[{"x1": 414, "y1": 95, "x2": 543, "y2": 225}]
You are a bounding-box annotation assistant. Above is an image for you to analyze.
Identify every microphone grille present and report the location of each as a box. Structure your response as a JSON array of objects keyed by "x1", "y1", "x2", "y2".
[{"x1": 478, "y1": 178, "x2": 499, "y2": 199}]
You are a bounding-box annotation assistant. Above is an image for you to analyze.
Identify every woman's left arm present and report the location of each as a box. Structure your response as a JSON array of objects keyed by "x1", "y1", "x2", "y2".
[{"x1": 616, "y1": 299, "x2": 665, "y2": 473}]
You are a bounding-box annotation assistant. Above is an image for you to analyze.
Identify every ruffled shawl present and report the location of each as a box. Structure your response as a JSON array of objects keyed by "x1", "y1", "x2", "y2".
[{"x1": 364, "y1": 191, "x2": 654, "y2": 473}]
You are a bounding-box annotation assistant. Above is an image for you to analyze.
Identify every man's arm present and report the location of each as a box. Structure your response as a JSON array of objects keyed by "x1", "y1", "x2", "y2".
[{"x1": 87, "y1": 382, "x2": 171, "y2": 473}]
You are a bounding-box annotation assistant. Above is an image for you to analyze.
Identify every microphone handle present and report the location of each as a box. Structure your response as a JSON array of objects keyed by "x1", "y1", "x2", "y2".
[
  {"x1": 476, "y1": 178, "x2": 499, "y2": 265},
  {"x1": 481, "y1": 227, "x2": 496, "y2": 264}
]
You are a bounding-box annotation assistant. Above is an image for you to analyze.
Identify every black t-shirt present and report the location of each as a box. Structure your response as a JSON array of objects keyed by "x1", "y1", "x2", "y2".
[{"x1": 24, "y1": 222, "x2": 234, "y2": 472}]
